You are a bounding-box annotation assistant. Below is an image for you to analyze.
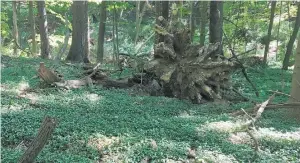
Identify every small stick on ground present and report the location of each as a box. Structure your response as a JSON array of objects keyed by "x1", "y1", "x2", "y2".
[{"x1": 233, "y1": 94, "x2": 275, "y2": 154}]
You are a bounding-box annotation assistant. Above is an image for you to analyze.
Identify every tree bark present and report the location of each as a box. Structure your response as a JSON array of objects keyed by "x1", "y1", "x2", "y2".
[
  {"x1": 18, "y1": 116, "x2": 57, "y2": 163},
  {"x1": 162, "y1": 1, "x2": 169, "y2": 21},
  {"x1": 263, "y1": 1, "x2": 276, "y2": 66},
  {"x1": 66, "y1": 1, "x2": 89, "y2": 63},
  {"x1": 209, "y1": 1, "x2": 223, "y2": 55},
  {"x1": 290, "y1": 36, "x2": 300, "y2": 102},
  {"x1": 29, "y1": 1, "x2": 37, "y2": 56},
  {"x1": 97, "y1": 1, "x2": 106, "y2": 63},
  {"x1": 288, "y1": 35, "x2": 300, "y2": 120},
  {"x1": 84, "y1": 16, "x2": 90, "y2": 63},
  {"x1": 190, "y1": 2, "x2": 196, "y2": 42},
  {"x1": 37, "y1": 1, "x2": 50, "y2": 59},
  {"x1": 12, "y1": 1, "x2": 19, "y2": 56},
  {"x1": 200, "y1": 1, "x2": 208, "y2": 47},
  {"x1": 155, "y1": 1, "x2": 162, "y2": 44},
  {"x1": 282, "y1": 3, "x2": 300, "y2": 70}
]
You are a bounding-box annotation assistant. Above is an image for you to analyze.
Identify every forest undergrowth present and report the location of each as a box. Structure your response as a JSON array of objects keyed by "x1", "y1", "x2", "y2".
[{"x1": 1, "y1": 55, "x2": 299, "y2": 162}]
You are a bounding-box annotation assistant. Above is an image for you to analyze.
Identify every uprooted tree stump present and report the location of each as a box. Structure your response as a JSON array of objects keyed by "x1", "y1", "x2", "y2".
[
  {"x1": 18, "y1": 116, "x2": 57, "y2": 163},
  {"x1": 141, "y1": 16, "x2": 240, "y2": 103}
]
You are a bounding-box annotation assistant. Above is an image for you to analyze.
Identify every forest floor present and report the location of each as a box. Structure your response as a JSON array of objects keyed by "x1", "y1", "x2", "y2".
[{"x1": 1, "y1": 55, "x2": 300, "y2": 162}]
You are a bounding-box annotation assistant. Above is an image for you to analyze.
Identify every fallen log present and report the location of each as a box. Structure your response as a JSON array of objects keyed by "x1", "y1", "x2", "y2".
[{"x1": 18, "y1": 116, "x2": 57, "y2": 163}]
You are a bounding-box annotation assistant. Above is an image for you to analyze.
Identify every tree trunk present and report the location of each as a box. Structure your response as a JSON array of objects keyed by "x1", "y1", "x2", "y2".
[
  {"x1": 66, "y1": 1, "x2": 89, "y2": 63},
  {"x1": 29, "y1": 1, "x2": 37, "y2": 56},
  {"x1": 209, "y1": 1, "x2": 223, "y2": 56},
  {"x1": 12, "y1": 1, "x2": 19, "y2": 56},
  {"x1": 288, "y1": 35, "x2": 300, "y2": 120},
  {"x1": 97, "y1": 1, "x2": 106, "y2": 63},
  {"x1": 134, "y1": 1, "x2": 147, "y2": 45},
  {"x1": 282, "y1": 3, "x2": 300, "y2": 70},
  {"x1": 84, "y1": 16, "x2": 90, "y2": 63},
  {"x1": 37, "y1": 1, "x2": 50, "y2": 59},
  {"x1": 155, "y1": 1, "x2": 162, "y2": 44},
  {"x1": 200, "y1": 1, "x2": 208, "y2": 47},
  {"x1": 290, "y1": 36, "x2": 300, "y2": 102},
  {"x1": 18, "y1": 116, "x2": 56, "y2": 163},
  {"x1": 263, "y1": 1, "x2": 276, "y2": 66},
  {"x1": 190, "y1": 2, "x2": 196, "y2": 42},
  {"x1": 162, "y1": 1, "x2": 169, "y2": 21}
]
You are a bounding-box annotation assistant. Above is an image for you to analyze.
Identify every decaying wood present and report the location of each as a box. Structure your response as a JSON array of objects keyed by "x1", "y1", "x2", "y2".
[
  {"x1": 38, "y1": 62, "x2": 62, "y2": 84},
  {"x1": 142, "y1": 16, "x2": 242, "y2": 103},
  {"x1": 18, "y1": 116, "x2": 57, "y2": 163},
  {"x1": 232, "y1": 95, "x2": 274, "y2": 153}
]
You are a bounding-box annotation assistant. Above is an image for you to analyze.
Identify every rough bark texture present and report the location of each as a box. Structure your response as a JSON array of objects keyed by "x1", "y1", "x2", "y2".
[
  {"x1": 18, "y1": 116, "x2": 56, "y2": 163},
  {"x1": 263, "y1": 1, "x2": 276, "y2": 66},
  {"x1": 37, "y1": 1, "x2": 50, "y2": 59},
  {"x1": 290, "y1": 36, "x2": 300, "y2": 102},
  {"x1": 190, "y1": 2, "x2": 196, "y2": 42},
  {"x1": 66, "y1": 1, "x2": 89, "y2": 63},
  {"x1": 29, "y1": 1, "x2": 37, "y2": 56},
  {"x1": 97, "y1": 1, "x2": 106, "y2": 63},
  {"x1": 200, "y1": 1, "x2": 208, "y2": 47},
  {"x1": 38, "y1": 62, "x2": 62, "y2": 84},
  {"x1": 155, "y1": 1, "x2": 161, "y2": 45},
  {"x1": 209, "y1": 1, "x2": 223, "y2": 56},
  {"x1": 12, "y1": 1, "x2": 19, "y2": 56},
  {"x1": 162, "y1": 1, "x2": 169, "y2": 21},
  {"x1": 143, "y1": 17, "x2": 239, "y2": 103},
  {"x1": 288, "y1": 35, "x2": 300, "y2": 120},
  {"x1": 283, "y1": 3, "x2": 300, "y2": 70}
]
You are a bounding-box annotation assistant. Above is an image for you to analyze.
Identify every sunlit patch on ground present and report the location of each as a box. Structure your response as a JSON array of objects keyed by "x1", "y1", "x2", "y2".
[
  {"x1": 201, "y1": 120, "x2": 300, "y2": 144},
  {"x1": 199, "y1": 120, "x2": 245, "y2": 133},
  {"x1": 88, "y1": 134, "x2": 120, "y2": 151},
  {"x1": 195, "y1": 149, "x2": 238, "y2": 163},
  {"x1": 1, "y1": 104, "x2": 24, "y2": 113},
  {"x1": 85, "y1": 93, "x2": 103, "y2": 102}
]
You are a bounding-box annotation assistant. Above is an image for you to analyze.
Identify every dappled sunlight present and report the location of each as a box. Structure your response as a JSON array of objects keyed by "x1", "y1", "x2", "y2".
[
  {"x1": 84, "y1": 93, "x2": 103, "y2": 102},
  {"x1": 1, "y1": 104, "x2": 24, "y2": 113},
  {"x1": 200, "y1": 120, "x2": 245, "y2": 133},
  {"x1": 201, "y1": 120, "x2": 300, "y2": 145},
  {"x1": 87, "y1": 133, "x2": 120, "y2": 151},
  {"x1": 194, "y1": 148, "x2": 237, "y2": 163}
]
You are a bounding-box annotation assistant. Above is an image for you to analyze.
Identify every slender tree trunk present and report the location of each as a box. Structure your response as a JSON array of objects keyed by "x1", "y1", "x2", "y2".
[
  {"x1": 263, "y1": 1, "x2": 276, "y2": 66},
  {"x1": 190, "y1": 2, "x2": 196, "y2": 42},
  {"x1": 134, "y1": 1, "x2": 147, "y2": 45},
  {"x1": 276, "y1": 1, "x2": 283, "y2": 61},
  {"x1": 97, "y1": 1, "x2": 106, "y2": 63},
  {"x1": 12, "y1": 1, "x2": 19, "y2": 55},
  {"x1": 283, "y1": 3, "x2": 300, "y2": 70},
  {"x1": 84, "y1": 17, "x2": 90, "y2": 63},
  {"x1": 66, "y1": 1, "x2": 89, "y2": 63},
  {"x1": 199, "y1": 1, "x2": 208, "y2": 47},
  {"x1": 37, "y1": 1, "x2": 50, "y2": 59},
  {"x1": 29, "y1": 1, "x2": 37, "y2": 56},
  {"x1": 162, "y1": 1, "x2": 169, "y2": 21},
  {"x1": 209, "y1": 1, "x2": 223, "y2": 55},
  {"x1": 113, "y1": 4, "x2": 119, "y2": 65},
  {"x1": 155, "y1": 1, "x2": 162, "y2": 44}
]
